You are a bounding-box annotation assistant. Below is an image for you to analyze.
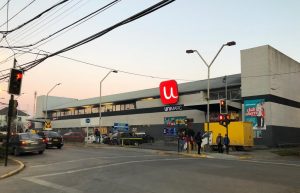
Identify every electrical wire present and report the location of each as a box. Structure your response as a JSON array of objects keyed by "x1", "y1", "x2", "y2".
[
  {"x1": 0, "y1": 0, "x2": 122, "y2": 49},
  {"x1": 0, "y1": 0, "x2": 10, "y2": 15},
  {"x1": 0, "y1": 0, "x2": 117, "y2": 64},
  {"x1": 23, "y1": 0, "x2": 176, "y2": 70},
  {"x1": 0, "y1": 0, "x2": 37, "y2": 29},
  {"x1": 0, "y1": 0, "x2": 176, "y2": 80},
  {"x1": 0, "y1": 0, "x2": 70, "y2": 34},
  {"x1": 8, "y1": 0, "x2": 85, "y2": 46}
]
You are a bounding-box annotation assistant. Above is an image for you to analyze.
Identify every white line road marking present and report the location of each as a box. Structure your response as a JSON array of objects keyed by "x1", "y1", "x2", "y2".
[
  {"x1": 29, "y1": 157, "x2": 196, "y2": 178},
  {"x1": 240, "y1": 159, "x2": 300, "y2": 167},
  {"x1": 30, "y1": 154, "x2": 165, "y2": 168},
  {"x1": 25, "y1": 177, "x2": 83, "y2": 193}
]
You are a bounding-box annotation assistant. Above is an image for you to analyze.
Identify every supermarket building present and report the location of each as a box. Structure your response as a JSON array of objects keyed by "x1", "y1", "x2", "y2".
[{"x1": 34, "y1": 45, "x2": 300, "y2": 147}]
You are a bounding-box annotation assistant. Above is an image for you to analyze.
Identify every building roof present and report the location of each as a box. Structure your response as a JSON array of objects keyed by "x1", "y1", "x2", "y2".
[
  {"x1": 49, "y1": 74, "x2": 241, "y2": 110},
  {"x1": 0, "y1": 107, "x2": 30, "y2": 116}
]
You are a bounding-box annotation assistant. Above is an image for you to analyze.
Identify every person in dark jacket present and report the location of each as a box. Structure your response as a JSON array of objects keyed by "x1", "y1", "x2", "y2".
[
  {"x1": 223, "y1": 134, "x2": 230, "y2": 154},
  {"x1": 216, "y1": 133, "x2": 223, "y2": 153},
  {"x1": 194, "y1": 131, "x2": 202, "y2": 154},
  {"x1": 94, "y1": 129, "x2": 100, "y2": 143}
]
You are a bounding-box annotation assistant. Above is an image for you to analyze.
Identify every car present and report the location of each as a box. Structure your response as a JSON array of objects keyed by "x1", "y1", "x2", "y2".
[
  {"x1": 135, "y1": 132, "x2": 155, "y2": 144},
  {"x1": 38, "y1": 130, "x2": 64, "y2": 149},
  {"x1": 5, "y1": 133, "x2": 46, "y2": 156},
  {"x1": 63, "y1": 132, "x2": 85, "y2": 143}
]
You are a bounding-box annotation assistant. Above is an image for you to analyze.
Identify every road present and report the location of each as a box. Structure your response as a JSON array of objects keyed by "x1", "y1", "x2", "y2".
[{"x1": 0, "y1": 145, "x2": 299, "y2": 193}]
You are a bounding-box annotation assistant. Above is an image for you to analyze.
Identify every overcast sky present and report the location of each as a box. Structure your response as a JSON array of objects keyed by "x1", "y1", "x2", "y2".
[{"x1": 0, "y1": 0, "x2": 299, "y2": 116}]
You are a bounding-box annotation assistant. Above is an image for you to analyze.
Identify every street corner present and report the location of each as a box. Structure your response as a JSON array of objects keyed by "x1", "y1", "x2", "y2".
[
  {"x1": 178, "y1": 152, "x2": 210, "y2": 159},
  {"x1": 0, "y1": 158, "x2": 25, "y2": 180}
]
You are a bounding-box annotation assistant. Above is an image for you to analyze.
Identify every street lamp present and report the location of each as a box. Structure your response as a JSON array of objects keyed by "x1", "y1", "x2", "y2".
[
  {"x1": 99, "y1": 70, "x2": 118, "y2": 137},
  {"x1": 45, "y1": 83, "x2": 61, "y2": 120},
  {"x1": 186, "y1": 41, "x2": 236, "y2": 149}
]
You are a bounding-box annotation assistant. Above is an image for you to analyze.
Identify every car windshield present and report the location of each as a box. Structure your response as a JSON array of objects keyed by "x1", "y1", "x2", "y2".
[
  {"x1": 20, "y1": 133, "x2": 41, "y2": 140},
  {"x1": 48, "y1": 131, "x2": 60, "y2": 137}
]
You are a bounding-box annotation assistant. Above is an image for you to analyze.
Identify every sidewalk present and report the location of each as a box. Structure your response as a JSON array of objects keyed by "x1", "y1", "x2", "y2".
[{"x1": 0, "y1": 158, "x2": 25, "y2": 180}]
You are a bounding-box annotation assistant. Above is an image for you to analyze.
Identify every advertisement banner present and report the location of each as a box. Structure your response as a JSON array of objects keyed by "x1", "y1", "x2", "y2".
[
  {"x1": 164, "y1": 116, "x2": 187, "y2": 126},
  {"x1": 244, "y1": 99, "x2": 266, "y2": 130}
]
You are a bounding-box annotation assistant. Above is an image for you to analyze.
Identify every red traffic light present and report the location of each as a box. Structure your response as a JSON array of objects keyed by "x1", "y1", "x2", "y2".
[
  {"x1": 219, "y1": 114, "x2": 225, "y2": 121},
  {"x1": 16, "y1": 73, "x2": 23, "y2": 80}
]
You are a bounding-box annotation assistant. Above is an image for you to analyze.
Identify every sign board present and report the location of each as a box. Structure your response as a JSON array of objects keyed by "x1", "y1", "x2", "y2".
[
  {"x1": 163, "y1": 128, "x2": 177, "y2": 136},
  {"x1": 113, "y1": 123, "x2": 129, "y2": 133},
  {"x1": 159, "y1": 80, "x2": 179, "y2": 105},
  {"x1": 164, "y1": 116, "x2": 187, "y2": 126},
  {"x1": 44, "y1": 120, "x2": 52, "y2": 130},
  {"x1": 244, "y1": 99, "x2": 266, "y2": 130},
  {"x1": 163, "y1": 105, "x2": 183, "y2": 112}
]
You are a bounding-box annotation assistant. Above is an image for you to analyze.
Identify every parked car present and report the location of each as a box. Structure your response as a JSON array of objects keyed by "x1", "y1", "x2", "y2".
[
  {"x1": 135, "y1": 132, "x2": 155, "y2": 143},
  {"x1": 4, "y1": 133, "x2": 46, "y2": 156},
  {"x1": 38, "y1": 130, "x2": 64, "y2": 149},
  {"x1": 63, "y1": 132, "x2": 85, "y2": 143}
]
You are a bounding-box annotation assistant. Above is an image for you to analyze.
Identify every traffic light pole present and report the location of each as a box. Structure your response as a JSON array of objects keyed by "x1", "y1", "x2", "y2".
[{"x1": 4, "y1": 59, "x2": 17, "y2": 167}]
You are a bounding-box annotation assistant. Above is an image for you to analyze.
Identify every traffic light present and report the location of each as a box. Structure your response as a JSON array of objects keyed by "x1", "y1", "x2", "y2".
[
  {"x1": 219, "y1": 113, "x2": 231, "y2": 127},
  {"x1": 8, "y1": 68, "x2": 23, "y2": 95},
  {"x1": 220, "y1": 99, "x2": 227, "y2": 114}
]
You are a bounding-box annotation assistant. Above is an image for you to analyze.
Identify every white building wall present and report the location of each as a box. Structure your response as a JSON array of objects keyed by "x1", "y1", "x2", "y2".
[
  {"x1": 136, "y1": 92, "x2": 206, "y2": 109},
  {"x1": 36, "y1": 96, "x2": 78, "y2": 118},
  {"x1": 52, "y1": 110, "x2": 205, "y2": 129},
  {"x1": 241, "y1": 45, "x2": 300, "y2": 130}
]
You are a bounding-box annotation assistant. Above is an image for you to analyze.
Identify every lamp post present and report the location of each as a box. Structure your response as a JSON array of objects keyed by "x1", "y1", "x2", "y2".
[
  {"x1": 99, "y1": 70, "x2": 118, "y2": 138},
  {"x1": 45, "y1": 83, "x2": 61, "y2": 120},
  {"x1": 186, "y1": 41, "x2": 236, "y2": 150}
]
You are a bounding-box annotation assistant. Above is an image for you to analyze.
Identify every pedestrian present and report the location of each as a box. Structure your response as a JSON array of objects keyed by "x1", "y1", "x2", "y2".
[
  {"x1": 94, "y1": 129, "x2": 100, "y2": 144},
  {"x1": 216, "y1": 133, "x2": 223, "y2": 153},
  {"x1": 194, "y1": 131, "x2": 202, "y2": 154},
  {"x1": 223, "y1": 134, "x2": 230, "y2": 154},
  {"x1": 178, "y1": 130, "x2": 185, "y2": 152}
]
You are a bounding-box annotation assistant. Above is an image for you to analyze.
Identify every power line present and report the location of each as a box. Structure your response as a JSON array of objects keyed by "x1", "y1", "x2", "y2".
[
  {"x1": 7, "y1": 0, "x2": 85, "y2": 46},
  {"x1": 0, "y1": 0, "x2": 10, "y2": 14},
  {"x1": 0, "y1": 0, "x2": 122, "y2": 49},
  {"x1": 0, "y1": 0, "x2": 176, "y2": 80},
  {"x1": 0, "y1": 0, "x2": 37, "y2": 29},
  {"x1": 0, "y1": 0, "x2": 70, "y2": 34}
]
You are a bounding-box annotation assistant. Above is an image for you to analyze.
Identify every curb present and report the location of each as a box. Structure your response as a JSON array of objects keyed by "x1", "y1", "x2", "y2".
[{"x1": 0, "y1": 159, "x2": 25, "y2": 180}]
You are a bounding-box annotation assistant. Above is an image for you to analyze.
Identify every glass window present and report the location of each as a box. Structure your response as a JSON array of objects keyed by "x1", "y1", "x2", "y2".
[
  {"x1": 115, "y1": 105, "x2": 120, "y2": 111},
  {"x1": 78, "y1": 109, "x2": 85, "y2": 115},
  {"x1": 106, "y1": 104, "x2": 113, "y2": 112},
  {"x1": 92, "y1": 107, "x2": 99, "y2": 113},
  {"x1": 85, "y1": 107, "x2": 91, "y2": 114}
]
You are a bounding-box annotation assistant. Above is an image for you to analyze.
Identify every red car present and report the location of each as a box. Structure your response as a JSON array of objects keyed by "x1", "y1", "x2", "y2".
[{"x1": 63, "y1": 132, "x2": 85, "y2": 143}]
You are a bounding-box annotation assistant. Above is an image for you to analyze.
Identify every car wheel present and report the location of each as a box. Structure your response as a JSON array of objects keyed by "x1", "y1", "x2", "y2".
[
  {"x1": 57, "y1": 145, "x2": 62, "y2": 149},
  {"x1": 13, "y1": 148, "x2": 20, "y2": 156},
  {"x1": 38, "y1": 150, "x2": 44, "y2": 154}
]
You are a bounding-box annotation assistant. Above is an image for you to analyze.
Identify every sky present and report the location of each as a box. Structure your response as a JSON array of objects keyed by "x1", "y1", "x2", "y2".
[{"x1": 0, "y1": 0, "x2": 299, "y2": 116}]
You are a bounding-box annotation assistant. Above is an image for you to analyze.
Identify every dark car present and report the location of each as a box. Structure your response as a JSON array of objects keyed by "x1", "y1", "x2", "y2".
[
  {"x1": 63, "y1": 132, "x2": 85, "y2": 143},
  {"x1": 135, "y1": 132, "x2": 154, "y2": 143},
  {"x1": 38, "y1": 131, "x2": 64, "y2": 149},
  {"x1": 6, "y1": 133, "x2": 46, "y2": 156}
]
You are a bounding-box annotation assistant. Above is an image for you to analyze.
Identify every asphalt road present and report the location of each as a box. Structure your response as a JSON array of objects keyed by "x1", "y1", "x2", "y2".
[{"x1": 0, "y1": 145, "x2": 299, "y2": 193}]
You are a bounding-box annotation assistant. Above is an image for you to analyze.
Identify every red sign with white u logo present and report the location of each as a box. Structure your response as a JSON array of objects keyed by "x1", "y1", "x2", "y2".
[{"x1": 159, "y1": 80, "x2": 179, "y2": 105}]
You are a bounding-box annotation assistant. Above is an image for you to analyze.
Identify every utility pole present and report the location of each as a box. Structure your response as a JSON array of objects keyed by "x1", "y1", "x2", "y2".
[{"x1": 5, "y1": 59, "x2": 16, "y2": 166}]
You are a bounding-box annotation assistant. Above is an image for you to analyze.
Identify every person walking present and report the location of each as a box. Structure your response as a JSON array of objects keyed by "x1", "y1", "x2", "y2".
[
  {"x1": 223, "y1": 134, "x2": 230, "y2": 154},
  {"x1": 194, "y1": 131, "x2": 202, "y2": 154},
  {"x1": 216, "y1": 133, "x2": 223, "y2": 153}
]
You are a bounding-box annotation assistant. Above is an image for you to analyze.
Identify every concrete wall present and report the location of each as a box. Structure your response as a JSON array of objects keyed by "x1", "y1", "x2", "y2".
[
  {"x1": 136, "y1": 92, "x2": 207, "y2": 109},
  {"x1": 241, "y1": 45, "x2": 300, "y2": 146},
  {"x1": 36, "y1": 96, "x2": 78, "y2": 118},
  {"x1": 52, "y1": 109, "x2": 205, "y2": 129}
]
